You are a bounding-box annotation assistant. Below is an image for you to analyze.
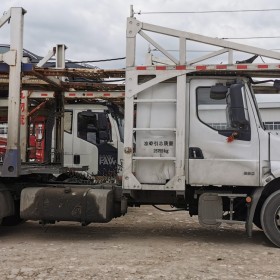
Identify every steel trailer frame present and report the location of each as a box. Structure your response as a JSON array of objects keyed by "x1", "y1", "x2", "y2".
[
  {"x1": 123, "y1": 6, "x2": 280, "y2": 192},
  {"x1": 0, "y1": 8, "x2": 25, "y2": 177}
]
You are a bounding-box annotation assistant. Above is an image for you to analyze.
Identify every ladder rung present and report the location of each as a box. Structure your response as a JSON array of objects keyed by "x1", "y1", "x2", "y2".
[
  {"x1": 133, "y1": 156, "x2": 176, "y2": 161},
  {"x1": 133, "y1": 128, "x2": 176, "y2": 131},
  {"x1": 134, "y1": 99, "x2": 177, "y2": 103}
]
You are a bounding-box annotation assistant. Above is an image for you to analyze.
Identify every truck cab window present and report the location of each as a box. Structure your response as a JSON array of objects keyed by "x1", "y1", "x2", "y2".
[
  {"x1": 64, "y1": 110, "x2": 73, "y2": 134},
  {"x1": 196, "y1": 85, "x2": 251, "y2": 141},
  {"x1": 77, "y1": 111, "x2": 111, "y2": 145}
]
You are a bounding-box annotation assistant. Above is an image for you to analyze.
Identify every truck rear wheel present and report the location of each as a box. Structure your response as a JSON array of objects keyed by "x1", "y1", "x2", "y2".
[
  {"x1": 261, "y1": 190, "x2": 280, "y2": 247},
  {"x1": 1, "y1": 200, "x2": 23, "y2": 226}
]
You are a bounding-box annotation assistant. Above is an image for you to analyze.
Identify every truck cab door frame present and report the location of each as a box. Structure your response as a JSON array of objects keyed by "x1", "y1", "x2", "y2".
[{"x1": 188, "y1": 78, "x2": 260, "y2": 186}]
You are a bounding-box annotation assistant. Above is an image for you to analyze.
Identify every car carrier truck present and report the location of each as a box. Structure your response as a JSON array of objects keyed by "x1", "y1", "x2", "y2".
[
  {"x1": 0, "y1": 94, "x2": 124, "y2": 180},
  {"x1": 2, "y1": 6, "x2": 280, "y2": 247}
]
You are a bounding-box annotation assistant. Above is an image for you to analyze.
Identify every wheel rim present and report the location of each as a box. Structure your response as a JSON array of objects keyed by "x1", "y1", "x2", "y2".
[{"x1": 275, "y1": 206, "x2": 280, "y2": 228}]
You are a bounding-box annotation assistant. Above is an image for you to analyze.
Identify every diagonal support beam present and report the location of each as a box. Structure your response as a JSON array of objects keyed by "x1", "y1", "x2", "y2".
[
  {"x1": 37, "y1": 47, "x2": 55, "y2": 67},
  {"x1": 188, "y1": 48, "x2": 229, "y2": 65},
  {"x1": 32, "y1": 70, "x2": 64, "y2": 90},
  {"x1": 126, "y1": 69, "x2": 191, "y2": 97},
  {"x1": 139, "y1": 30, "x2": 179, "y2": 64},
  {"x1": 137, "y1": 19, "x2": 280, "y2": 60},
  {"x1": 0, "y1": 50, "x2": 16, "y2": 66},
  {"x1": 0, "y1": 9, "x2": 11, "y2": 28}
]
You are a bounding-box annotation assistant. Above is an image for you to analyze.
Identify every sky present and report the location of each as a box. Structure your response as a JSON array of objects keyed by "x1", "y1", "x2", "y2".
[{"x1": 1, "y1": 0, "x2": 280, "y2": 68}]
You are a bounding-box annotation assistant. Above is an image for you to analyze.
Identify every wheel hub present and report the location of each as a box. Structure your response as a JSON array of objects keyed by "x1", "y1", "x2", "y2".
[{"x1": 276, "y1": 208, "x2": 280, "y2": 227}]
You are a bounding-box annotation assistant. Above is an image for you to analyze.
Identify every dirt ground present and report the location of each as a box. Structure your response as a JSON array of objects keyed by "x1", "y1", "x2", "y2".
[{"x1": 0, "y1": 205, "x2": 279, "y2": 280}]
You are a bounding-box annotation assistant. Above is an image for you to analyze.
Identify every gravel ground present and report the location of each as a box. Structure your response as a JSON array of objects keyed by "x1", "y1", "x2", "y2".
[{"x1": 0, "y1": 205, "x2": 279, "y2": 280}]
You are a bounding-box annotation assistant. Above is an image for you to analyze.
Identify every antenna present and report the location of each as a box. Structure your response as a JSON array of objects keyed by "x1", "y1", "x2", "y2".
[{"x1": 130, "y1": 5, "x2": 134, "y2": 17}]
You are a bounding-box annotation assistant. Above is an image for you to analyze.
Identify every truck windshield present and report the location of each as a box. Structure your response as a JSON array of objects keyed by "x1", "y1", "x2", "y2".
[
  {"x1": 77, "y1": 111, "x2": 111, "y2": 145},
  {"x1": 248, "y1": 84, "x2": 265, "y2": 130},
  {"x1": 197, "y1": 86, "x2": 250, "y2": 131}
]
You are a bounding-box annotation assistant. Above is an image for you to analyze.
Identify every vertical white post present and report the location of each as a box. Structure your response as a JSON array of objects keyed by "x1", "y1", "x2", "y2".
[
  {"x1": 123, "y1": 15, "x2": 137, "y2": 188},
  {"x1": 2, "y1": 8, "x2": 25, "y2": 177},
  {"x1": 55, "y1": 44, "x2": 65, "y2": 164},
  {"x1": 176, "y1": 38, "x2": 187, "y2": 187},
  {"x1": 20, "y1": 90, "x2": 28, "y2": 162},
  {"x1": 126, "y1": 18, "x2": 136, "y2": 67},
  {"x1": 130, "y1": 5, "x2": 134, "y2": 18},
  {"x1": 228, "y1": 49, "x2": 233, "y2": 64},
  {"x1": 55, "y1": 44, "x2": 66, "y2": 69},
  {"x1": 122, "y1": 91, "x2": 135, "y2": 189},
  {"x1": 176, "y1": 75, "x2": 186, "y2": 174},
  {"x1": 179, "y1": 37, "x2": 186, "y2": 65}
]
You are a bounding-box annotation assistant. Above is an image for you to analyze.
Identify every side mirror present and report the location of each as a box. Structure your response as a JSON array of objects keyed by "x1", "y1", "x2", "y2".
[
  {"x1": 228, "y1": 84, "x2": 249, "y2": 129},
  {"x1": 273, "y1": 80, "x2": 280, "y2": 89},
  {"x1": 99, "y1": 130, "x2": 109, "y2": 141},
  {"x1": 210, "y1": 84, "x2": 228, "y2": 100},
  {"x1": 97, "y1": 114, "x2": 108, "y2": 130}
]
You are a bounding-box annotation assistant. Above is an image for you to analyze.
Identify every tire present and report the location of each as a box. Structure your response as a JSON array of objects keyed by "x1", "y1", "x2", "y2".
[
  {"x1": 1, "y1": 214, "x2": 23, "y2": 226},
  {"x1": 261, "y1": 190, "x2": 280, "y2": 247},
  {"x1": 1, "y1": 200, "x2": 23, "y2": 226},
  {"x1": 253, "y1": 212, "x2": 262, "y2": 230},
  {"x1": 253, "y1": 197, "x2": 265, "y2": 230}
]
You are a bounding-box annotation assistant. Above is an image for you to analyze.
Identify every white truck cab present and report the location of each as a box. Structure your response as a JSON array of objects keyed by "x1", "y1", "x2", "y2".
[{"x1": 63, "y1": 103, "x2": 124, "y2": 177}]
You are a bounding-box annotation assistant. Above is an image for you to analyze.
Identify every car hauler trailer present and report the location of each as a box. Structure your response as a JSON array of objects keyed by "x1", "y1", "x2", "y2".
[
  {"x1": 0, "y1": 7, "x2": 126, "y2": 225},
  {"x1": 2, "y1": 7, "x2": 280, "y2": 247}
]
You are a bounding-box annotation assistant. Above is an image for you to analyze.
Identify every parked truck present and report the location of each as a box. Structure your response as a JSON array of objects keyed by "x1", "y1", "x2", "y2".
[
  {"x1": 2, "y1": 7, "x2": 280, "y2": 247},
  {"x1": 0, "y1": 93, "x2": 124, "y2": 180}
]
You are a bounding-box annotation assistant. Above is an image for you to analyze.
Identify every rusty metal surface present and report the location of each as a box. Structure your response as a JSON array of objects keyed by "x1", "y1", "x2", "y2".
[
  {"x1": 63, "y1": 81, "x2": 125, "y2": 91},
  {"x1": 0, "y1": 67, "x2": 126, "y2": 91},
  {"x1": 31, "y1": 67, "x2": 125, "y2": 79},
  {"x1": 0, "y1": 66, "x2": 279, "y2": 93},
  {"x1": 0, "y1": 79, "x2": 125, "y2": 92}
]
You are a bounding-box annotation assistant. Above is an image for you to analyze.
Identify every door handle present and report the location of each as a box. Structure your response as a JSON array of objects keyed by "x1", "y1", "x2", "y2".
[
  {"x1": 189, "y1": 147, "x2": 204, "y2": 159},
  {"x1": 74, "y1": 154, "x2": 80, "y2": 164}
]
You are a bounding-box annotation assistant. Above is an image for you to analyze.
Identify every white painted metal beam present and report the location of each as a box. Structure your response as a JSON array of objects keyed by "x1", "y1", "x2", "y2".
[
  {"x1": 37, "y1": 48, "x2": 55, "y2": 67},
  {"x1": 56, "y1": 44, "x2": 66, "y2": 69},
  {"x1": 0, "y1": 9, "x2": 11, "y2": 28},
  {"x1": 140, "y1": 20, "x2": 280, "y2": 60},
  {"x1": 139, "y1": 30, "x2": 179, "y2": 64},
  {"x1": 2, "y1": 7, "x2": 25, "y2": 177},
  {"x1": 0, "y1": 50, "x2": 16, "y2": 65},
  {"x1": 188, "y1": 48, "x2": 229, "y2": 65}
]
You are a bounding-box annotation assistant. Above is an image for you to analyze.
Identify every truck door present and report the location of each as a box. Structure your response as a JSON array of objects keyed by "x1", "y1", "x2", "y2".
[
  {"x1": 72, "y1": 110, "x2": 118, "y2": 176},
  {"x1": 64, "y1": 110, "x2": 74, "y2": 168},
  {"x1": 28, "y1": 116, "x2": 46, "y2": 163},
  {"x1": 188, "y1": 79, "x2": 260, "y2": 186}
]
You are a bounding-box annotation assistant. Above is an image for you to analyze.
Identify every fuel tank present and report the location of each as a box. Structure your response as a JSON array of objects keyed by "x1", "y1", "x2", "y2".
[{"x1": 20, "y1": 186, "x2": 118, "y2": 224}]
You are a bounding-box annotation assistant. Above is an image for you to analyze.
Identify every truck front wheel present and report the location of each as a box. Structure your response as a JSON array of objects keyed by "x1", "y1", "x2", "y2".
[{"x1": 261, "y1": 190, "x2": 280, "y2": 247}]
